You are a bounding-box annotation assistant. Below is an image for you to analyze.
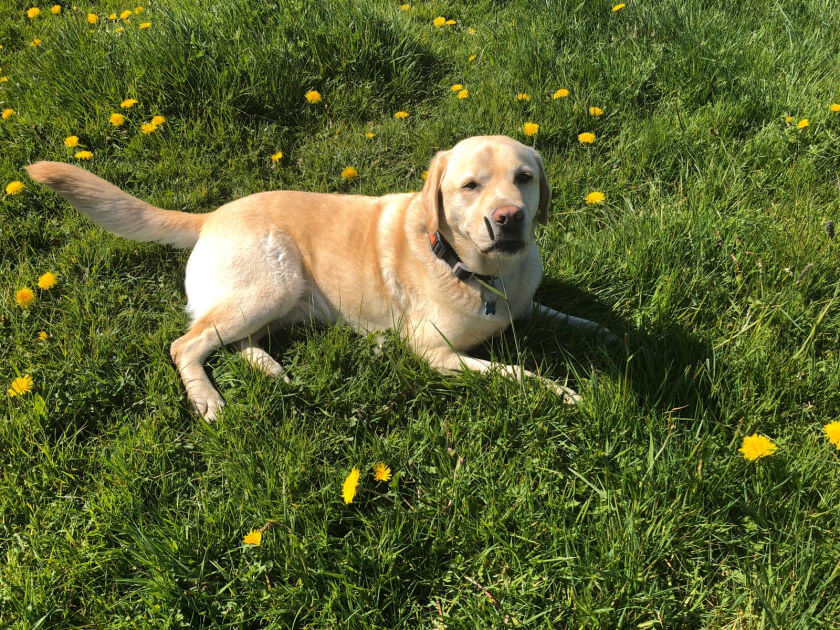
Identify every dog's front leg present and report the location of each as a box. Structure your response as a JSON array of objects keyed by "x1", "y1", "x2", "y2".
[
  {"x1": 531, "y1": 302, "x2": 617, "y2": 342},
  {"x1": 427, "y1": 349, "x2": 581, "y2": 405}
]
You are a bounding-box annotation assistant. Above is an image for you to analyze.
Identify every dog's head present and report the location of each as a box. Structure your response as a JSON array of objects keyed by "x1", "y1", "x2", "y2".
[{"x1": 422, "y1": 135, "x2": 550, "y2": 276}]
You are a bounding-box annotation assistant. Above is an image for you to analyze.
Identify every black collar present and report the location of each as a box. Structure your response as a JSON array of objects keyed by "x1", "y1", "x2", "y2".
[{"x1": 428, "y1": 231, "x2": 497, "y2": 284}]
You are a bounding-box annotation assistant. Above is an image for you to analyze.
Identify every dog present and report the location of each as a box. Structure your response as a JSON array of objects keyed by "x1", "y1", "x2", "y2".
[{"x1": 27, "y1": 135, "x2": 612, "y2": 421}]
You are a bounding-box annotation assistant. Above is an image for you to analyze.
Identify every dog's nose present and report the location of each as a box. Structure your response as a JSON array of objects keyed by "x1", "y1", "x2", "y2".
[{"x1": 492, "y1": 205, "x2": 524, "y2": 227}]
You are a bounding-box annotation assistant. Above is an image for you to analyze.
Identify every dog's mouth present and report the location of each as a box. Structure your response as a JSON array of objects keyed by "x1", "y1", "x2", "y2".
[{"x1": 480, "y1": 239, "x2": 526, "y2": 255}]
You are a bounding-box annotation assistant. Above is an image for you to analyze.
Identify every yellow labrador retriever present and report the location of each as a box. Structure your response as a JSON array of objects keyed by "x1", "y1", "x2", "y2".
[{"x1": 27, "y1": 135, "x2": 611, "y2": 421}]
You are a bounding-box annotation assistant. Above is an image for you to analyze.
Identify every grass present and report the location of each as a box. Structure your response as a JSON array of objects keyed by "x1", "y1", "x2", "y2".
[{"x1": 2, "y1": 0, "x2": 840, "y2": 627}]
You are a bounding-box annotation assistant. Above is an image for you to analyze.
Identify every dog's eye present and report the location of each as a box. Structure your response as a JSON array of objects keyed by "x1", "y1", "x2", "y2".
[
  {"x1": 515, "y1": 172, "x2": 533, "y2": 184},
  {"x1": 463, "y1": 181, "x2": 479, "y2": 190}
]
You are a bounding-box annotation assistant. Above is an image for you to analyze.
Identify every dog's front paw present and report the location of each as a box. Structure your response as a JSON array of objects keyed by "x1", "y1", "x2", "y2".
[
  {"x1": 188, "y1": 386, "x2": 225, "y2": 422},
  {"x1": 541, "y1": 379, "x2": 581, "y2": 405}
]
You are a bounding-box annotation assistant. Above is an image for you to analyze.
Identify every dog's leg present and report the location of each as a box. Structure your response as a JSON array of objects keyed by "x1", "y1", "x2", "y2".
[
  {"x1": 531, "y1": 302, "x2": 617, "y2": 342},
  {"x1": 427, "y1": 349, "x2": 581, "y2": 405},
  {"x1": 237, "y1": 338, "x2": 290, "y2": 383}
]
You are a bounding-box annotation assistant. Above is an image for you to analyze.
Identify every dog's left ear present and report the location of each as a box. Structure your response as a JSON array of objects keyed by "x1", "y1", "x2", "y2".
[
  {"x1": 535, "y1": 152, "x2": 551, "y2": 224},
  {"x1": 421, "y1": 150, "x2": 450, "y2": 234}
]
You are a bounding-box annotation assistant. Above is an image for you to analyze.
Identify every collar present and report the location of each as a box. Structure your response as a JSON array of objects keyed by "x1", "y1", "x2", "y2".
[{"x1": 428, "y1": 231, "x2": 497, "y2": 284}]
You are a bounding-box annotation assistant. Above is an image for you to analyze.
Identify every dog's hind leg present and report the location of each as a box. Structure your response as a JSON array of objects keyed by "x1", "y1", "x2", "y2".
[{"x1": 236, "y1": 338, "x2": 291, "y2": 382}]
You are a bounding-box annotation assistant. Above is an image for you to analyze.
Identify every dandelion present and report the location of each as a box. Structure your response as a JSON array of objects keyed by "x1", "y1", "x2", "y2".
[
  {"x1": 797, "y1": 119, "x2": 809, "y2": 129},
  {"x1": 135, "y1": 6, "x2": 144, "y2": 13},
  {"x1": 29, "y1": 39, "x2": 42, "y2": 46},
  {"x1": 64, "y1": 135, "x2": 79, "y2": 147},
  {"x1": 739, "y1": 433, "x2": 778, "y2": 461},
  {"x1": 139, "y1": 22, "x2": 151, "y2": 29},
  {"x1": 87, "y1": 13, "x2": 98, "y2": 24},
  {"x1": 553, "y1": 88, "x2": 570, "y2": 99},
  {"x1": 823, "y1": 421, "x2": 840, "y2": 449},
  {"x1": 445, "y1": 19, "x2": 456, "y2": 25},
  {"x1": 6, "y1": 181, "x2": 24, "y2": 195},
  {"x1": 271, "y1": 151, "x2": 283, "y2": 162},
  {"x1": 27, "y1": 7, "x2": 41, "y2": 19},
  {"x1": 784, "y1": 115, "x2": 793, "y2": 123},
  {"x1": 74, "y1": 150, "x2": 93, "y2": 160},
  {"x1": 109, "y1": 13, "x2": 117, "y2": 20},
  {"x1": 305, "y1": 89, "x2": 322, "y2": 104},
  {"x1": 51, "y1": 5, "x2": 62, "y2": 14},
  {"x1": 394, "y1": 110, "x2": 409, "y2": 119},
  {"x1": 585, "y1": 191, "x2": 605, "y2": 205},
  {"x1": 468, "y1": 54, "x2": 476, "y2": 62},
  {"x1": 150, "y1": 115, "x2": 165, "y2": 126},
  {"x1": 37, "y1": 272, "x2": 57, "y2": 289},
  {"x1": 341, "y1": 166, "x2": 358, "y2": 180},
  {"x1": 115, "y1": 27, "x2": 124, "y2": 33},
  {"x1": 399, "y1": 3, "x2": 410, "y2": 10},
  {"x1": 468, "y1": 27, "x2": 476, "y2": 34},
  {"x1": 373, "y1": 463, "x2": 392, "y2": 482},
  {"x1": 589, "y1": 106, "x2": 604, "y2": 116},
  {"x1": 516, "y1": 93, "x2": 530, "y2": 101},
  {"x1": 36, "y1": 331, "x2": 48, "y2": 341},
  {"x1": 8, "y1": 375, "x2": 33, "y2": 397},
  {"x1": 109, "y1": 113, "x2": 125, "y2": 126},
  {"x1": 120, "y1": 9, "x2": 132, "y2": 19},
  {"x1": 831, "y1": 104, "x2": 840, "y2": 112},
  {"x1": 457, "y1": 89, "x2": 469, "y2": 99},
  {"x1": 578, "y1": 132, "x2": 596, "y2": 144},
  {"x1": 15, "y1": 287, "x2": 35, "y2": 307},
  {"x1": 450, "y1": 84, "x2": 464, "y2": 92},
  {"x1": 364, "y1": 132, "x2": 375, "y2": 139},
  {"x1": 243, "y1": 529, "x2": 262, "y2": 546},
  {"x1": 612, "y1": 3, "x2": 626, "y2": 11},
  {"x1": 522, "y1": 122, "x2": 539, "y2": 136},
  {"x1": 432, "y1": 16, "x2": 446, "y2": 27},
  {"x1": 0, "y1": 77, "x2": 7, "y2": 83},
  {"x1": 141, "y1": 122, "x2": 157, "y2": 134},
  {"x1": 121, "y1": 98, "x2": 138, "y2": 108},
  {"x1": 421, "y1": 170, "x2": 427, "y2": 180},
  {"x1": 342, "y1": 467, "x2": 360, "y2": 503},
  {"x1": 2, "y1": 108, "x2": 14, "y2": 119}
]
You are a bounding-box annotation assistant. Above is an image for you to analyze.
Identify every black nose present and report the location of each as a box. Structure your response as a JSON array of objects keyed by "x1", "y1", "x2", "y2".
[{"x1": 492, "y1": 205, "x2": 524, "y2": 226}]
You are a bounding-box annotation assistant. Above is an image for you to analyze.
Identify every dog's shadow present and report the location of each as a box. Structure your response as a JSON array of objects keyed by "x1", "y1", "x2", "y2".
[{"x1": 479, "y1": 278, "x2": 718, "y2": 416}]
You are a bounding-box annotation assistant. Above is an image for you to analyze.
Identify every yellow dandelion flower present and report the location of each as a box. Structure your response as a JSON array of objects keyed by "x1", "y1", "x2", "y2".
[
  {"x1": 6, "y1": 180, "x2": 24, "y2": 195},
  {"x1": 516, "y1": 92, "x2": 530, "y2": 101},
  {"x1": 305, "y1": 89, "x2": 322, "y2": 104},
  {"x1": 589, "y1": 106, "x2": 604, "y2": 116},
  {"x1": 120, "y1": 9, "x2": 132, "y2": 19},
  {"x1": 831, "y1": 104, "x2": 840, "y2": 112},
  {"x1": 784, "y1": 115, "x2": 793, "y2": 123},
  {"x1": 74, "y1": 150, "x2": 93, "y2": 160},
  {"x1": 400, "y1": 3, "x2": 410, "y2": 10},
  {"x1": 612, "y1": 3, "x2": 626, "y2": 11},
  {"x1": 341, "y1": 166, "x2": 358, "y2": 180},
  {"x1": 2, "y1": 108, "x2": 14, "y2": 119},
  {"x1": 15, "y1": 287, "x2": 35, "y2": 307},
  {"x1": 271, "y1": 151, "x2": 283, "y2": 162},
  {"x1": 364, "y1": 132, "x2": 375, "y2": 139},
  {"x1": 468, "y1": 27, "x2": 476, "y2": 34},
  {"x1": 553, "y1": 88, "x2": 570, "y2": 99},
  {"x1": 450, "y1": 84, "x2": 464, "y2": 92},
  {"x1": 445, "y1": 19, "x2": 456, "y2": 25},
  {"x1": 109, "y1": 13, "x2": 117, "y2": 20},
  {"x1": 823, "y1": 421, "x2": 840, "y2": 449},
  {"x1": 37, "y1": 272, "x2": 57, "y2": 289},
  {"x1": 151, "y1": 115, "x2": 165, "y2": 126},
  {"x1": 51, "y1": 5, "x2": 62, "y2": 14},
  {"x1": 115, "y1": 26, "x2": 124, "y2": 33},
  {"x1": 421, "y1": 170, "x2": 428, "y2": 180},
  {"x1": 87, "y1": 13, "x2": 98, "y2": 24},
  {"x1": 394, "y1": 110, "x2": 409, "y2": 119},
  {"x1": 797, "y1": 119, "x2": 809, "y2": 129},
  {"x1": 585, "y1": 191, "x2": 605, "y2": 205},
  {"x1": 134, "y1": 7, "x2": 144, "y2": 14},
  {"x1": 139, "y1": 22, "x2": 151, "y2": 29},
  {"x1": 739, "y1": 433, "x2": 778, "y2": 461},
  {"x1": 29, "y1": 39, "x2": 42, "y2": 46},
  {"x1": 109, "y1": 112, "x2": 125, "y2": 126},
  {"x1": 578, "y1": 132, "x2": 596, "y2": 144},
  {"x1": 522, "y1": 122, "x2": 539, "y2": 136},
  {"x1": 36, "y1": 331, "x2": 48, "y2": 341},
  {"x1": 0, "y1": 77, "x2": 7, "y2": 83},
  {"x1": 342, "y1": 468, "x2": 361, "y2": 504},
  {"x1": 432, "y1": 16, "x2": 446, "y2": 27},
  {"x1": 457, "y1": 89, "x2": 469, "y2": 99},
  {"x1": 468, "y1": 54, "x2": 476, "y2": 62},
  {"x1": 27, "y1": 7, "x2": 41, "y2": 19},
  {"x1": 373, "y1": 463, "x2": 392, "y2": 482},
  {"x1": 140, "y1": 122, "x2": 157, "y2": 134},
  {"x1": 8, "y1": 375, "x2": 33, "y2": 397},
  {"x1": 64, "y1": 135, "x2": 79, "y2": 147},
  {"x1": 243, "y1": 529, "x2": 262, "y2": 546},
  {"x1": 121, "y1": 98, "x2": 138, "y2": 108}
]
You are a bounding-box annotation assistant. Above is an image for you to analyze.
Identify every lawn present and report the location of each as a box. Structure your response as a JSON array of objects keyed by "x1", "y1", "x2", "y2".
[{"x1": 2, "y1": 1, "x2": 840, "y2": 627}]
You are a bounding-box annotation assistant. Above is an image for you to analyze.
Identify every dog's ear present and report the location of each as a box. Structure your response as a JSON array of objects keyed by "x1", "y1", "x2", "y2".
[
  {"x1": 421, "y1": 150, "x2": 450, "y2": 234},
  {"x1": 535, "y1": 152, "x2": 552, "y2": 224}
]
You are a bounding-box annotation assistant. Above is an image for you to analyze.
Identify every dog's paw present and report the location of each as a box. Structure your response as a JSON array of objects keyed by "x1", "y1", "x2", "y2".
[{"x1": 188, "y1": 386, "x2": 225, "y2": 422}]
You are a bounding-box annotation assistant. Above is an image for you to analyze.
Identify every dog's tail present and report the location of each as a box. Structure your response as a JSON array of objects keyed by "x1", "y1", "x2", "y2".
[{"x1": 25, "y1": 161, "x2": 206, "y2": 249}]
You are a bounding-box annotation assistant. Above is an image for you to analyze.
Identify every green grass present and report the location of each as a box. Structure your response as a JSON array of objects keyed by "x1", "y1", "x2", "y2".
[{"x1": 2, "y1": 0, "x2": 840, "y2": 627}]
